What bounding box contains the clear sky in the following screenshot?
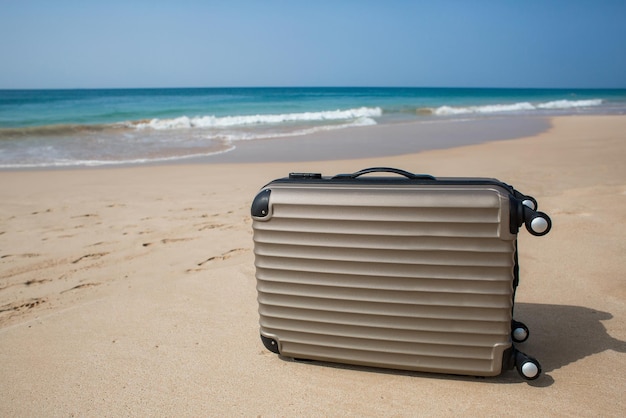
[1,0,625,89]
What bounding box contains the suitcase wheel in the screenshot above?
[525,211,552,236]
[511,320,529,343]
[522,198,537,211]
[515,351,542,380]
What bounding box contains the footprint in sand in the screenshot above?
[0,277,50,291]
[24,278,51,286]
[71,213,99,219]
[185,248,248,273]
[71,252,108,264]
[60,282,100,294]
[88,241,110,247]
[142,237,196,247]
[161,237,195,244]
[0,297,47,314]
[1,253,40,260]
[31,209,53,215]
[196,223,226,231]
[196,248,247,266]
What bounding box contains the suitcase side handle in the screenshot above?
[334,167,436,180]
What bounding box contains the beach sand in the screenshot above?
[1,115,625,416]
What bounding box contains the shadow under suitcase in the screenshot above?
[272,302,626,386]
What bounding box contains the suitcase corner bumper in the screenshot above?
[260,333,281,354]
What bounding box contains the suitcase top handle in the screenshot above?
[333,167,436,180]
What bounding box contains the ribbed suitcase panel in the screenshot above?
[256,268,513,293]
[256,255,513,281]
[256,245,513,268]
[260,307,511,336]
[254,230,514,252]
[254,184,516,376]
[258,281,511,308]
[254,217,501,238]
[258,293,510,322]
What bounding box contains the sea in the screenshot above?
[1,87,625,168]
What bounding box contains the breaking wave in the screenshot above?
[0,107,382,140]
[428,99,603,116]
[131,107,383,130]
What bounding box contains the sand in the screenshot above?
[0,115,625,416]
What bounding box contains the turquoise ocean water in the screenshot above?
[1,87,625,168]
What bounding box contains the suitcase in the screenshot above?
[251,167,551,380]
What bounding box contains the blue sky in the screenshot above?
[1,0,625,89]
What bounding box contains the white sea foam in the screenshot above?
[434,99,603,116]
[536,99,603,109]
[133,107,383,130]
[212,116,377,142]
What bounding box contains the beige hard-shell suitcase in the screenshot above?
[251,167,551,380]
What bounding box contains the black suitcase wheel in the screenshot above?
[515,351,542,380]
[511,320,529,343]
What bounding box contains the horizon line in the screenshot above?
[2,85,626,91]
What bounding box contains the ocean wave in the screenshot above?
[536,99,603,109]
[131,107,383,130]
[431,99,603,116]
[0,107,381,140]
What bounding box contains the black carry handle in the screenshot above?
[333,167,436,180]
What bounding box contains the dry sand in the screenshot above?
[0,115,625,416]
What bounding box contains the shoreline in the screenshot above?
[1,114,625,416]
[0,115,553,171]
[187,115,553,164]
